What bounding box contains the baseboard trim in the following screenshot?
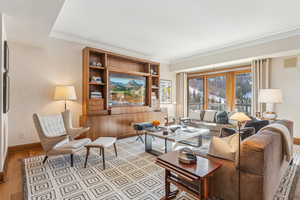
[294,138,300,145]
[8,142,42,152]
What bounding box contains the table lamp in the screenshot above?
[229,112,251,200]
[258,89,282,120]
[54,86,77,111]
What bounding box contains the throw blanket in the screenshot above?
[259,123,292,161]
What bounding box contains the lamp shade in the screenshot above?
[54,86,77,101]
[258,89,283,103]
[229,112,251,122]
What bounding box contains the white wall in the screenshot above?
[8,39,176,146]
[271,56,300,138]
[0,13,8,173]
[9,40,83,146]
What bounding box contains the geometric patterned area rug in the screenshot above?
[23,137,300,200]
[274,145,300,200]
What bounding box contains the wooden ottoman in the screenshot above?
[84,137,117,169]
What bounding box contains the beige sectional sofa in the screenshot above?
[197,120,293,200]
[188,109,234,135]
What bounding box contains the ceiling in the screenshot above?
[2,0,300,63]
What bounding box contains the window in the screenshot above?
[208,76,226,111]
[188,78,204,113]
[187,67,252,115]
[235,73,252,114]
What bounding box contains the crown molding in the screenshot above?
[171,27,300,65]
[50,31,170,64]
[50,26,300,66]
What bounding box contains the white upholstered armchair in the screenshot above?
[33,110,91,166]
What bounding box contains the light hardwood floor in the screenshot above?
[0,148,44,200]
[1,148,300,200]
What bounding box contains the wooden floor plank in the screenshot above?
[0,148,44,200]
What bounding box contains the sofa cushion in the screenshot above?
[216,111,229,124]
[203,110,217,122]
[208,133,239,161]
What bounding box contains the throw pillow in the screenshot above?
[220,127,236,137]
[245,119,269,133]
[208,133,239,161]
[215,111,229,124]
[189,110,202,120]
[220,127,255,140]
[203,110,217,122]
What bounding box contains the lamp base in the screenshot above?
[262,112,277,120]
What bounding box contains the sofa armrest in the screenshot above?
[239,130,284,175]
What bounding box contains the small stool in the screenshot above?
[84,137,117,169]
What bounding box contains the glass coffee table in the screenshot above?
[144,125,210,156]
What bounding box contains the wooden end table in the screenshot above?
[156,151,222,200]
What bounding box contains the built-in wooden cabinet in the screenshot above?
[82,47,160,115]
[81,47,162,139]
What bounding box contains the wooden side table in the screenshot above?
[156,151,221,200]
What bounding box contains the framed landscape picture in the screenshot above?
[160,79,172,104]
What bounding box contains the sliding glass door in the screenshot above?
[188,78,204,114]
[187,68,252,114]
[235,72,252,115]
[207,75,226,111]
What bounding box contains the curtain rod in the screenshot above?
[188,66,251,77]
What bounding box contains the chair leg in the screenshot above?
[113,143,118,157]
[84,147,90,168]
[290,158,294,166]
[42,155,48,164]
[135,130,140,141]
[70,154,74,167]
[102,147,105,170]
[99,148,102,156]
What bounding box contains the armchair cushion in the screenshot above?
[39,114,66,137]
[58,138,91,150]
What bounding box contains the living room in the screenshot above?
[1,0,300,200]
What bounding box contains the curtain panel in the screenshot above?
[176,72,188,117]
[251,59,270,116]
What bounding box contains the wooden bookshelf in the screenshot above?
[82,47,160,115]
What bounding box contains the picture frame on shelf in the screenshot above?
[160,79,172,104]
